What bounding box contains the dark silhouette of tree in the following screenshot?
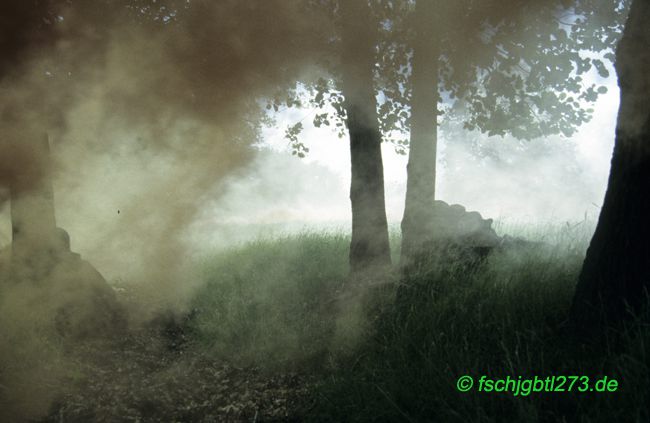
[339,0,392,272]
[570,0,650,328]
[279,0,393,273]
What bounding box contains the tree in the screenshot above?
[400,0,439,260]
[570,0,650,328]
[286,0,626,268]
[279,0,392,273]
[339,0,392,272]
[398,0,629,261]
[0,0,67,252]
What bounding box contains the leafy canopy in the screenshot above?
[275,0,629,155]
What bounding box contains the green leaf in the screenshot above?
[592,59,610,78]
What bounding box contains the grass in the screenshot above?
[189,232,350,368]
[187,224,650,422]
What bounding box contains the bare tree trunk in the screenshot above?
[339,0,391,273]
[570,0,650,328]
[400,0,440,262]
[10,133,58,257]
[7,132,126,339]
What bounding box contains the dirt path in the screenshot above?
[39,327,313,422]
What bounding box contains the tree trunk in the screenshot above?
[400,0,440,262]
[339,0,391,273]
[10,133,58,258]
[570,0,650,328]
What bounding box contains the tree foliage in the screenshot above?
[281,0,629,155]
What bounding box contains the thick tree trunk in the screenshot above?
[339,0,391,273]
[6,133,126,339]
[570,0,650,328]
[10,133,58,257]
[400,0,440,262]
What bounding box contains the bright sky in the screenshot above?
[207,73,619,236]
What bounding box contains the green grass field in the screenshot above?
[186,224,650,422]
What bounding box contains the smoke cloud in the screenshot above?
[0,0,333,303]
[0,1,334,420]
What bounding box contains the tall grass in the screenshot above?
[187,224,650,421]
[190,232,350,368]
[309,226,650,422]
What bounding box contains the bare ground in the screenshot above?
[38,325,314,423]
